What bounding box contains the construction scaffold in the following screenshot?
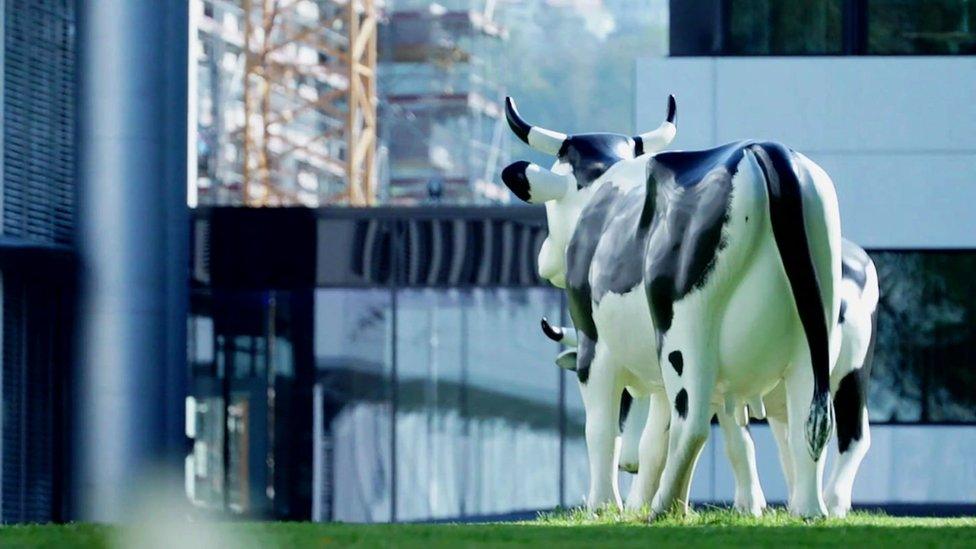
[194,0,378,206]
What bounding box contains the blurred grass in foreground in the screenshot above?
[1,508,974,548]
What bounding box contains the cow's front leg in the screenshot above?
[624,390,670,511]
[717,405,766,516]
[650,324,717,517]
[578,338,623,511]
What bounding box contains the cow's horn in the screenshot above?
[634,94,677,155]
[501,161,571,204]
[505,97,566,156]
[540,317,564,342]
[541,317,578,347]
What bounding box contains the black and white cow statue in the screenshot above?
[502,95,845,517]
[545,238,878,517]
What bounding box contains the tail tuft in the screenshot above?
[805,390,834,459]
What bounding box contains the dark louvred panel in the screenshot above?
[2,0,75,523]
[3,0,75,245]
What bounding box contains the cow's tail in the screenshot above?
[753,142,834,460]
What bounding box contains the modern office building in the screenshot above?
[634,0,976,506]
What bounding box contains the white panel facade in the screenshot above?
[636,57,976,248]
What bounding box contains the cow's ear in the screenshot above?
[555,349,577,371]
[501,161,571,204]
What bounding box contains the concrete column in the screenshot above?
[75,0,189,521]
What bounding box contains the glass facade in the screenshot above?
[727,0,843,55]
[313,288,565,521]
[869,251,976,423]
[868,0,976,54]
[671,0,976,56]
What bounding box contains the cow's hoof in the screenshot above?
[789,501,828,519]
[734,490,767,517]
[826,494,851,518]
[624,495,649,513]
[734,501,765,517]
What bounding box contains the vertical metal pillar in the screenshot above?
[74,0,188,521]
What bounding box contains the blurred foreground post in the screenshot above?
[75,0,189,522]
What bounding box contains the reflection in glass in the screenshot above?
[396,288,563,520]
[314,289,394,522]
[868,0,976,54]
[869,251,976,423]
[727,0,842,54]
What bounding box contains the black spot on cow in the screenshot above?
[839,298,848,324]
[566,183,620,342]
[674,388,688,419]
[642,141,744,345]
[835,309,876,453]
[575,333,596,384]
[633,135,646,157]
[668,350,684,376]
[558,134,635,189]
[590,184,655,301]
[618,390,633,432]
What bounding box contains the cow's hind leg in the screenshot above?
[768,415,794,508]
[579,340,623,511]
[783,352,828,518]
[650,324,717,517]
[717,407,766,516]
[625,390,670,511]
[763,384,795,508]
[825,368,871,517]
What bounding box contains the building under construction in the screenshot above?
[192,0,509,207]
[379,1,510,204]
[192,0,378,206]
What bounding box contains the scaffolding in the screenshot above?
[194,0,378,206]
[379,0,510,204]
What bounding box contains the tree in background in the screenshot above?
[499,0,668,166]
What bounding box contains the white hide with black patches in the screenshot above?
[620,241,877,517]
[648,146,841,519]
[528,143,839,516]
[533,153,770,515]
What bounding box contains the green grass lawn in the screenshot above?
[1,509,974,548]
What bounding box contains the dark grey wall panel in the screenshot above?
[3,0,75,244]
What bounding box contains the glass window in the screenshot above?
[868,0,976,54]
[869,251,976,423]
[314,289,394,522]
[727,0,843,55]
[395,288,563,520]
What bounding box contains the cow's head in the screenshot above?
[501,95,677,287]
